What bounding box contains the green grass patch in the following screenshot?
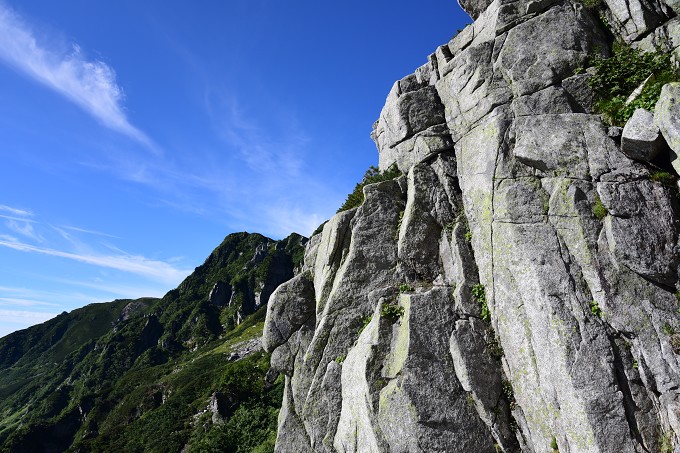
[592,196,607,220]
[651,171,677,187]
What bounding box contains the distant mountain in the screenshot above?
[0,232,306,453]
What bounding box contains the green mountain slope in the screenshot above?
[0,232,305,453]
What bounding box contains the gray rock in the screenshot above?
[598,179,680,286]
[621,108,665,161]
[458,0,494,20]
[655,82,680,176]
[264,2,680,452]
[562,72,596,113]
[262,271,315,353]
[208,281,231,306]
[603,0,672,43]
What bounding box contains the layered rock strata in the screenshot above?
[264,0,680,451]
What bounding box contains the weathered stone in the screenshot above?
[495,4,605,97]
[621,108,665,161]
[265,2,680,452]
[458,0,495,20]
[372,79,447,172]
[262,271,315,353]
[562,72,596,113]
[598,179,680,286]
[603,0,672,43]
[655,82,680,176]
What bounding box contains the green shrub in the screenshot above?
[663,324,676,335]
[589,43,680,126]
[399,283,414,293]
[472,284,490,322]
[589,300,603,318]
[592,196,607,220]
[337,164,402,213]
[380,301,405,323]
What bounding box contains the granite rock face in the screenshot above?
[264,0,680,451]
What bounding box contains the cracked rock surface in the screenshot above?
[264,0,680,451]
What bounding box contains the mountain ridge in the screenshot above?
[0,231,305,452]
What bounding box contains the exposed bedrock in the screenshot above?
[264,0,680,451]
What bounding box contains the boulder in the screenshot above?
[621,108,664,161]
[655,82,680,176]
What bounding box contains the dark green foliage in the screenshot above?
[472,284,490,322]
[380,301,405,323]
[337,164,402,213]
[0,232,303,453]
[576,0,602,8]
[589,43,680,126]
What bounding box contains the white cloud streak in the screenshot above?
[0,309,59,322]
[6,219,43,242]
[0,238,190,285]
[0,204,32,217]
[0,297,58,307]
[59,225,120,239]
[0,4,155,150]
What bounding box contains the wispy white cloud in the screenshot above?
[0,309,59,324]
[0,4,155,150]
[0,214,37,223]
[0,285,101,307]
[0,297,58,307]
[0,234,18,243]
[50,278,167,300]
[0,238,190,285]
[6,219,43,242]
[0,204,32,217]
[59,225,120,239]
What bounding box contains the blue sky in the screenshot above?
[0,0,469,337]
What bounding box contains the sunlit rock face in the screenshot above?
[264,0,680,451]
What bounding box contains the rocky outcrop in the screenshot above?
[264,0,680,451]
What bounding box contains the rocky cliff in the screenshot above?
[263,0,680,451]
